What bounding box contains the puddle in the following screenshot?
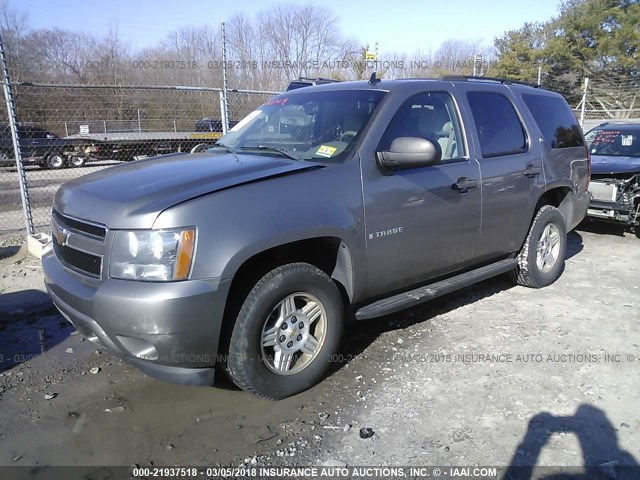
[0,309,73,371]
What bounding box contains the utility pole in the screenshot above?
[473,55,484,77]
[537,66,542,86]
[579,77,589,128]
[220,21,230,134]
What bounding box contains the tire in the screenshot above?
[68,156,85,167]
[510,205,567,288]
[225,262,344,399]
[45,153,65,169]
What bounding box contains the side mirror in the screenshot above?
[377,137,441,170]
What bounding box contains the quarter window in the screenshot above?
[522,94,584,148]
[379,92,465,162]
[467,92,527,158]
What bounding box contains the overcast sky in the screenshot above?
[24,0,560,54]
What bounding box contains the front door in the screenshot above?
[361,91,482,297]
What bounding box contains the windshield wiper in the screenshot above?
[210,141,244,163]
[239,145,299,161]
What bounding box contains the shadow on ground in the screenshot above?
[576,219,634,238]
[504,404,639,479]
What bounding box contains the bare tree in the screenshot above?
[0,0,29,81]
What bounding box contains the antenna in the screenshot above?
[369,72,381,85]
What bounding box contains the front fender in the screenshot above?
[153,160,366,299]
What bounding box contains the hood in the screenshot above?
[590,155,640,175]
[55,152,321,228]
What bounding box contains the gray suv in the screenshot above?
[43,76,590,399]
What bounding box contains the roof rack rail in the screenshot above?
[442,75,541,89]
[286,77,342,91]
[296,76,341,83]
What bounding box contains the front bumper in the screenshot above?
[587,199,637,224]
[42,244,230,386]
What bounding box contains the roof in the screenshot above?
[282,75,549,95]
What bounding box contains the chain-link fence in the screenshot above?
[3,72,639,241]
[0,137,27,240]
[0,83,278,239]
[573,109,640,133]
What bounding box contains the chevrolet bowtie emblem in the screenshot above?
[54,228,70,247]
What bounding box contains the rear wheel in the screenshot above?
[68,156,85,167]
[45,153,65,169]
[225,263,344,399]
[510,205,567,288]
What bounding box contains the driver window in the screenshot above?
[379,92,465,162]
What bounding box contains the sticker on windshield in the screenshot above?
[621,135,633,146]
[230,110,262,132]
[316,145,337,158]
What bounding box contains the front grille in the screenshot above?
[52,209,106,240]
[53,241,102,278]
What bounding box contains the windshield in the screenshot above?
[587,128,640,157]
[215,89,386,162]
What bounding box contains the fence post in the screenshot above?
[579,77,589,128]
[220,21,230,133]
[0,34,34,236]
[219,91,228,135]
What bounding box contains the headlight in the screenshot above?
[110,228,196,281]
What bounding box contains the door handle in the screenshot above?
[523,164,542,178]
[452,177,478,193]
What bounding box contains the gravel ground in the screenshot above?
[0,221,638,478]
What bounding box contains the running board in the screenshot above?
[355,258,517,320]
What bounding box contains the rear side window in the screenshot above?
[522,94,584,148]
[467,92,527,158]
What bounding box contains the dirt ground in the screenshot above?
[0,221,639,477]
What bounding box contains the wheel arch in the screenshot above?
[216,236,354,358]
[536,185,574,228]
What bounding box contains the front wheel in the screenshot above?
[510,205,567,288]
[225,263,344,399]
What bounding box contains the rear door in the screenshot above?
[518,92,589,230]
[460,87,545,260]
[361,89,482,296]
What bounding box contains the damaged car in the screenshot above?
[585,122,640,238]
